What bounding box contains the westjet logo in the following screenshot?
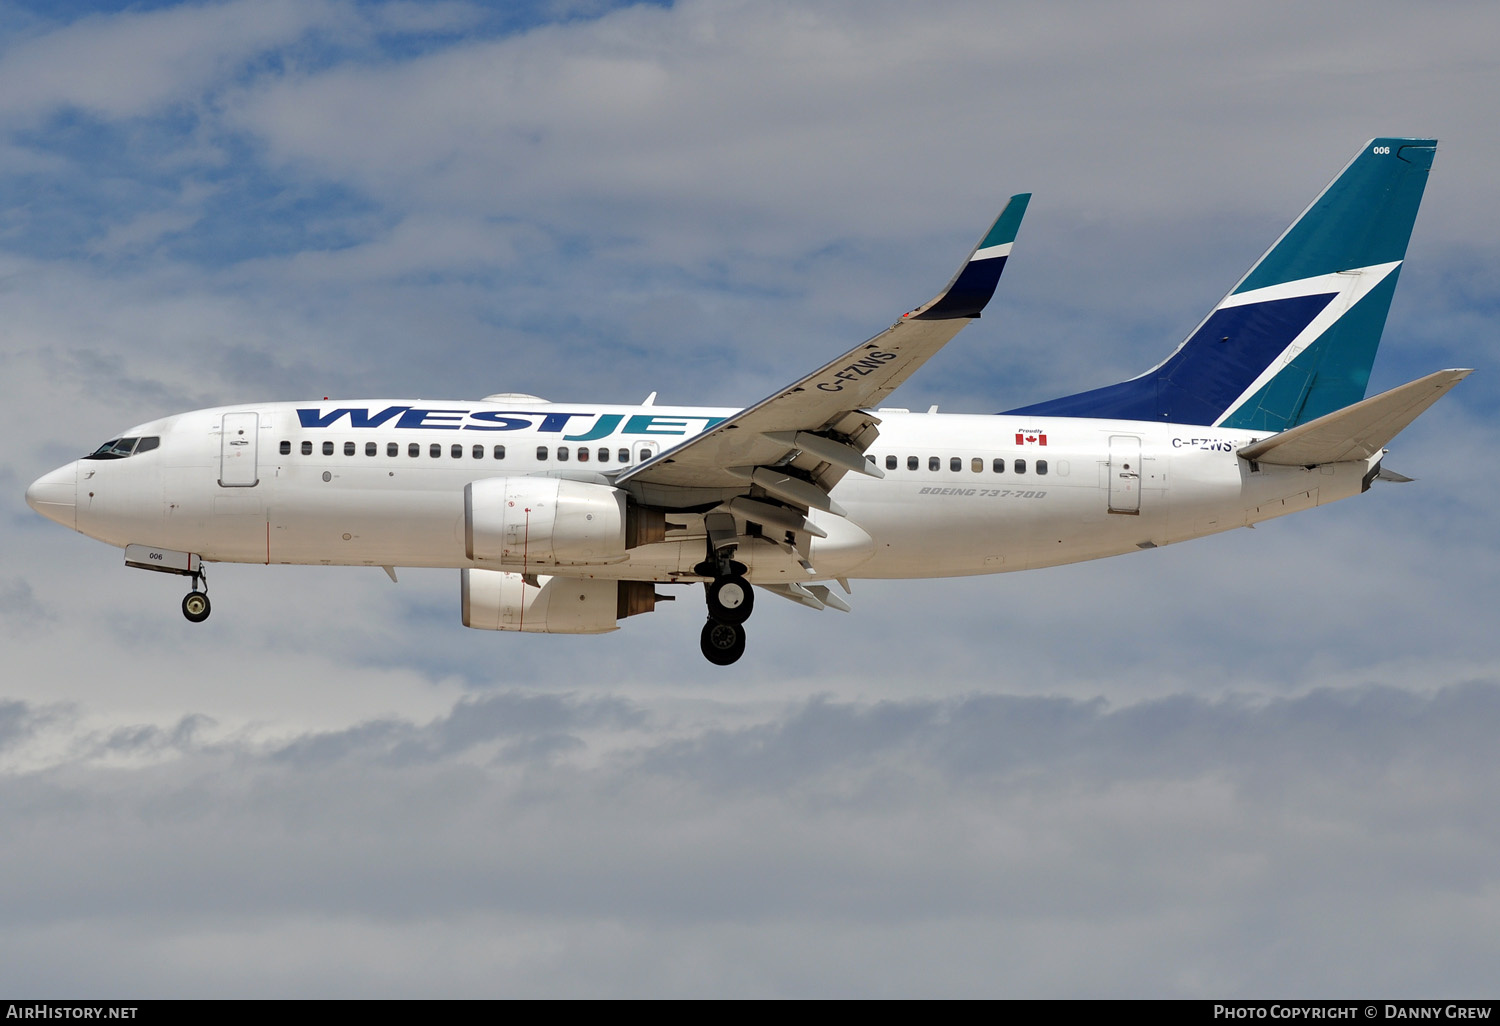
[295,407,726,441]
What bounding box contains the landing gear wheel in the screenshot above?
[706,575,754,625]
[700,618,746,666]
[182,591,211,623]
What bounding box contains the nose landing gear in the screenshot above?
[181,568,210,623]
[182,591,210,622]
[122,546,212,624]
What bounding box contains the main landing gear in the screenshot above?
[181,568,211,623]
[695,512,754,666]
[700,615,746,665]
[706,574,754,624]
[699,571,753,666]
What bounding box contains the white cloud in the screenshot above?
[0,683,1497,995]
[221,1,1500,243]
[0,0,353,122]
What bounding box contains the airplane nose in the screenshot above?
[26,462,77,530]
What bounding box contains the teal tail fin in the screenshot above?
[1006,139,1437,430]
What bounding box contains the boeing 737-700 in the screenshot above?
[26,138,1467,664]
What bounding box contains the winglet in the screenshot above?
[910,193,1031,320]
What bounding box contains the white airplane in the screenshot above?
[27,138,1468,665]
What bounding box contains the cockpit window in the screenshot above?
[84,436,158,460]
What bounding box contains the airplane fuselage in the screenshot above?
[36,398,1372,587]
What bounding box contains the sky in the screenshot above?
[3,0,1499,998]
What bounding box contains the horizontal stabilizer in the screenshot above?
[1238,368,1471,466]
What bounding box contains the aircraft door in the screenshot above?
[1108,435,1141,514]
[219,412,260,487]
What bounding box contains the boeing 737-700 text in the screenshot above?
[26,138,1467,664]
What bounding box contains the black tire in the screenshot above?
[706,575,754,625]
[182,591,211,623]
[700,618,746,665]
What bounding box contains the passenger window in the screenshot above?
[387,442,398,457]
[323,442,334,456]
[365,442,376,456]
[429,443,441,458]
[451,444,462,458]
[280,441,291,455]
[971,458,982,473]
[908,456,918,471]
[618,448,630,463]
[929,456,939,471]
[408,443,420,457]
[302,441,312,455]
[557,447,569,462]
[598,448,610,463]
[578,447,589,462]
[472,444,484,459]
[1036,459,1048,476]
[493,445,506,460]
[949,457,961,472]
[993,458,1004,473]
[536,446,548,461]
[886,455,897,470]
[343,442,355,456]
[640,447,655,461]
[1015,458,1027,474]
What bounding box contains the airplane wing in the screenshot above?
[615,194,1030,511]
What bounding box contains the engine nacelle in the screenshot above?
[461,569,660,634]
[465,476,627,567]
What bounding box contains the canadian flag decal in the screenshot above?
[1015,432,1047,446]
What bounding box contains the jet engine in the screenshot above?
[465,477,628,566]
[461,569,661,633]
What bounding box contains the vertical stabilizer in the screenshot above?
[1006,139,1436,429]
